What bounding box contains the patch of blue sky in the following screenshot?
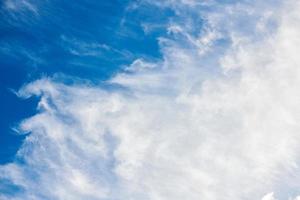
[0,178,24,197]
[0,0,173,164]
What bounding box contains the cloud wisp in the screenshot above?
[1,0,300,199]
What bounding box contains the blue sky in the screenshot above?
[0,0,169,164]
[1,0,300,200]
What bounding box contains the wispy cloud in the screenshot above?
[60,35,133,60]
[1,0,300,200]
[4,0,38,14]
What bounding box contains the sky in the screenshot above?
[0,0,165,164]
[1,0,300,199]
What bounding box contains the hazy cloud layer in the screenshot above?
[1,0,300,199]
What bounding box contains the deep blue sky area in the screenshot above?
[0,0,172,164]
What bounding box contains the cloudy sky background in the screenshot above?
[1,0,300,199]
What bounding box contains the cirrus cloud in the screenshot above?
[1,0,300,200]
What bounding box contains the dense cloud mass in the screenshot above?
[1,0,300,199]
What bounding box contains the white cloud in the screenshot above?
[4,0,38,15]
[262,193,276,200]
[1,0,300,199]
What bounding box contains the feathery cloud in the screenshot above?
[1,0,300,199]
